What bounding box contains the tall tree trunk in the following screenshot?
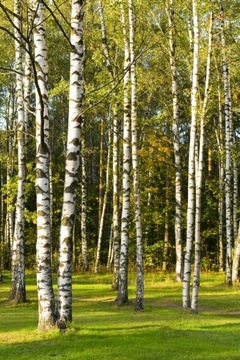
[182,0,199,309]
[167,0,182,282]
[97,0,120,288]
[98,117,104,234]
[117,0,131,306]
[112,110,120,290]
[81,128,88,272]
[215,76,224,272]
[220,4,232,286]
[31,0,55,330]
[57,0,85,326]
[128,0,144,310]
[191,12,213,313]
[9,0,26,304]
[94,128,111,273]
[162,167,170,273]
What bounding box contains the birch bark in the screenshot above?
[97,0,120,289]
[167,0,182,282]
[94,128,111,273]
[81,129,88,272]
[182,0,199,309]
[9,0,26,304]
[220,5,232,285]
[117,0,131,306]
[128,0,144,310]
[216,78,224,272]
[31,0,55,330]
[191,12,213,313]
[112,109,120,290]
[57,0,85,325]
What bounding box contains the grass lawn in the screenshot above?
[1,271,240,359]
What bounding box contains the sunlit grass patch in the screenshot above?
[1,271,240,360]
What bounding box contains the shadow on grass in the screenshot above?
[1,271,240,359]
[1,321,240,360]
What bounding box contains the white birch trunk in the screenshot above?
[162,170,170,273]
[128,0,144,310]
[81,130,88,272]
[191,12,213,313]
[9,0,26,304]
[232,223,240,282]
[57,0,85,325]
[31,0,55,330]
[216,78,225,272]
[112,110,120,290]
[97,0,120,288]
[94,128,111,273]
[98,118,104,237]
[182,0,199,309]
[221,7,232,285]
[117,0,131,306]
[167,0,182,282]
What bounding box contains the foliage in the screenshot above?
[0,0,240,276]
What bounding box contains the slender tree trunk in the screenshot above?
[162,167,170,273]
[232,223,240,282]
[215,77,224,272]
[128,0,144,310]
[167,0,182,282]
[220,5,232,286]
[112,110,120,290]
[81,129,88,272]
[31,0,55,330]
[5,100,15,271]
[191,12,213,313]
[97,0,120,288]
[94,128,111,273]
[182,0,199,309]
[107,224,113,271]
[57,0,85,326]
[9,0,26,304]
[98,118,104,234]
[117,0,131,306]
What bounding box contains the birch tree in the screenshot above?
[31,0,55,330]
[9,0,26,304]
[166,0,182,282]
[80,127,88,272]
[117,0,131,306]
[216,76,224,272]
[182,0,199,309]
[112,109,120,290]
[97,0,120,288]
[57,0,85,326]
[128,0,144,310]
[191,12,213,313]
[94,128,111,273]
[220,3,233,285]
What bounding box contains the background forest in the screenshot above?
[0,0,240,329]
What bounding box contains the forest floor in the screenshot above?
[0,271,240,359]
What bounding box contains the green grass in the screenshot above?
[1,271,240,359]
